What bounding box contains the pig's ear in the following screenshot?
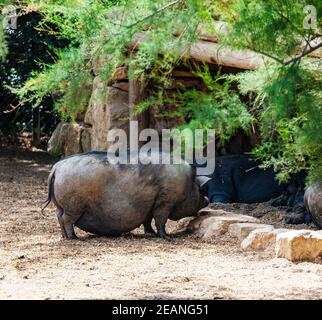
[195,176,211,188]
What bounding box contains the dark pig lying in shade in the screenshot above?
[193,155,312,225]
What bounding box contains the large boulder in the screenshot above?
[304,183,322,228]
[241,228,288,251]
[275,230,322,262]
[80,127,92,152]
[84,78,129,151]
[149,103,186,133]
[187,212,260,239]
[47,122,83,156]
[228,223,274,241]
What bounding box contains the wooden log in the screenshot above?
[188,41,264,70]
[170,70,198,78]
[132,32,264,70]
[112,81,129,92]
[166,79,202,89]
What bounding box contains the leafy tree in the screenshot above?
[218,0,322,183]
[0,3,67,135]
[1,0,321,184]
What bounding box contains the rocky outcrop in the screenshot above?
[48,79,130,155]
[84,79,129,151]
[241,228,288,251]
[228,223,273,241]
[47,63,261,157]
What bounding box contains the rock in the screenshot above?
[187,214,260,239]
[85,79,129,151]
[64,123,82,156]
[197,207,235,216]
[80,127,92,152]
[228,223,274,241]
[107,87,130,132]
[84,77,109,150]
[149,103,186,133]
[113,67,128,81]
[304,183,322,228]
[47,122,65,155]
[241,228,288,251]
[275,230,322,261]
[47,122,82,156]
[112,82,129,91]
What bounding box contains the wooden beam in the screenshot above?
[132,32,264,70]
[170,70,198,78]
[166,79,202,89]
[112,82,129,92]
[188,41,264,70]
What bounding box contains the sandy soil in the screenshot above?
[0,148,321,300]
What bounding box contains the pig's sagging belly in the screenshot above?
[75,203,149,236]
[75,206,145,236]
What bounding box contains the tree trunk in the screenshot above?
[32,107,41,147]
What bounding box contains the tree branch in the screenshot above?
[125,0,182,29]
[253,41,322,66]
[284,41,322,65]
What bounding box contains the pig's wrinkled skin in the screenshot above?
[44,151,207,240]
[304,183,322,228]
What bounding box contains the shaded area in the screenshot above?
[0,12,67,144]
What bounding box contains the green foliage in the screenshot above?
[218,0,322,61]
[220,0,322,183]
[177,65,254,143]
[228,61,322,183]
[17,47,92,120]
[17,0,212,119]
[0,23,7,61]
[4,0,322,184]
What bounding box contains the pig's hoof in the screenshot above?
[145,232,156,237]
[283,213,305,225]
[283,216,292,224]
[160,234,172,241]
[66,235,79,240]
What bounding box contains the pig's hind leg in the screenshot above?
[143,213,156,236]
[56,209,79,240]
[56,209,67,238]
[152,204,172,241]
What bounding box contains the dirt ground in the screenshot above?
[0,148,321,300]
